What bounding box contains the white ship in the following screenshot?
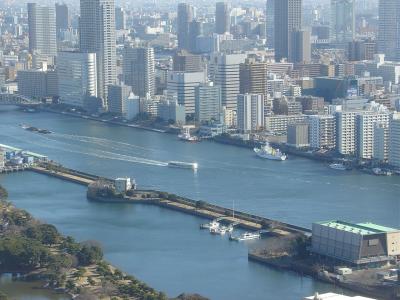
[254,143,287,161]
[229,232,260,241]
[168,161,198,170]
[329,163,347,171]
[178,126,199,142]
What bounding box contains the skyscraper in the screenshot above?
[378,0,400,61]
[215,2,230,34]
[330,0,355,44]
[290,30,311,63]
[28,3,57,58]
[209,53,247,110]
[195,82,222,124]
[239,58,269,96]
[177,3,194,50]
[55,3,70,34]
[115,6,126,30]
[266,0,275,48]
[123,46,155,98]
[57,51,97,108]
[80,0,117,104]
[274,0,302,62]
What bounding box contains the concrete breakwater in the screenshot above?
[28,162,310,235]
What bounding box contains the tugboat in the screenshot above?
[254,143,287,161]
[178,126,199,142]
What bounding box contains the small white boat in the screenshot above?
[329,163,347,171]
[168,161,198,170]
[200,220,220,230]
[254,143,286,161]
[372,168,392,176]
[229,232,260,241]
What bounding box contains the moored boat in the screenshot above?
[229,232,260,241]
[329,163,347,171]
[254,143,287,161]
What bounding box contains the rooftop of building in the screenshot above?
[315,220,399,235]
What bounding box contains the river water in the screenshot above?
[0,107,398,299]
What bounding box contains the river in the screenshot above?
[0,106,398,299]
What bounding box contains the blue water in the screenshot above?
[0,106,398,299]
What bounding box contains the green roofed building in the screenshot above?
[311,220,400,266]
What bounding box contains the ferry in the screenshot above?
[254,143,287,161]
[329,163,347,171]
[167,161,198,170]
[229,232,260,241]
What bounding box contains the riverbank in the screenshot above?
[0,187,207,300]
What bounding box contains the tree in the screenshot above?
[0,185,8,200]
[77,244,103,266]
[25,224,60,245]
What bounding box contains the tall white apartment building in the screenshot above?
[373,122,389,162]
[356,112,390,159]
[389,114,400,168]
[236,94,264,133]
[209,53,247,110]
[308,115,336,149]
[57,51,97,108]
[335,111,356,155]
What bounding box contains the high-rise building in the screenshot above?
[55,3,70,34]
[308,115,336,149]
[177,3,194,50]
[195,82,222,124]
[373,122,389,162]
[189,20,203,52]
[290,30,311,63]
[335,111,356,155]
[356,112,390,159]
[287,123,309,148]
[236,94,265,133]
[173,50,203,72]
[167,71,206,115]
[28,3,57,58]
[115,6,126,30]
[239,59,269,96]
[389,114,400,168]
[123,46,155,98]
[215,2,230,34]
[266,0,275,48]
[330,0,355,44]
[107,84,132,115]
[57,51,97,108]
[378,0,400,61]
[209,53,247,110]
[80,0,117,103]
[274,0,302,62]
[17,69,58,100]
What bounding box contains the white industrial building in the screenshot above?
[311,220,400,266]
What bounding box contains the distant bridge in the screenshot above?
[0,93,41,106]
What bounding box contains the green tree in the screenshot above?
[0,185,8,200]
[77,244,103,266]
